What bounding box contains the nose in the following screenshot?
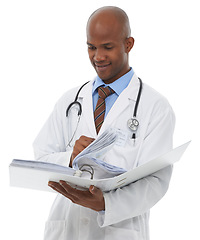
[94,49,106,62]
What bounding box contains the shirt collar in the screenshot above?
[92,68,134,96]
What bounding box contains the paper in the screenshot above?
[72,128,127,178]
[11,159,76,175]
[9,141,190,193]
[72,128,118,163]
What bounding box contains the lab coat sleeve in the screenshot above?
[33,95,72,167]
[97,99,175,227]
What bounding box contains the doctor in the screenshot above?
[33,6,175,240]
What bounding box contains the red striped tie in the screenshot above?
[94,86,114,134]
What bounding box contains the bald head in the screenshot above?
[86,6,134,84]
[87,6,131,39]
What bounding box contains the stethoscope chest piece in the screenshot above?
[66,77,143,143]
[127,118,139,132]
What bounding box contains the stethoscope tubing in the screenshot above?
[66,77,143,142]
[66,81,89,117]
[134,78,143,117]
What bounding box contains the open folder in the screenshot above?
[9,140,190,193]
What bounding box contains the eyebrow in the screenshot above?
[87,42,114,46]
[87,42,94,46]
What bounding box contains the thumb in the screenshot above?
[89,185,100,195]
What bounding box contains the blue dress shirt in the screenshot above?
[92,68,134,118]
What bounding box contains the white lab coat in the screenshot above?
[33,73,175,240]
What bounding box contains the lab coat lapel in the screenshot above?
[78,81,97,138]
[99,74,140,134]
[77,74,141,137]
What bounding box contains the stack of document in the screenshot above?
[72,129,126,179]
[9,129,190,192]
[10,129,125,192]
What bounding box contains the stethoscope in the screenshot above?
[66,77,143,146]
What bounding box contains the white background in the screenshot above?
[0,0,199,239]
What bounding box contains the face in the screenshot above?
[87,16,133,84]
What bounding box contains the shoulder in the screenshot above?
[139,81,175,121]
[142,82,172,108]
[54,80,94,110]
[129,74,172,111]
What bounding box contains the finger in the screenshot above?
[59,181,88,199]
[59,181,81,202]
[72,136,95,160]
[48,181,65,194]
[89,185,101,196]
[72,141,88,159]
[59,181,80,195]
[76,136,95,148]
[49,181,79,202]
[85,137,95,145]
[80,135,95,143]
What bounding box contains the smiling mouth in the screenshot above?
[94,63,111,70]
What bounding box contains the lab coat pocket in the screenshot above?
[105,224,141,240]
[44,220,67,240]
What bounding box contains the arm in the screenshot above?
[48,135,106,211]
[33,87,105,211]
[97,102,175,227]
[33,100,72,166]
[34,107,104,210]
[33,88,84,166]
[69,135,95,166]
[48,99,175,219]
[48,181,105,211]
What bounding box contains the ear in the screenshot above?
[125,37,134,53]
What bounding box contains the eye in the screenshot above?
[88,45,96,50]
[104,46,113,50]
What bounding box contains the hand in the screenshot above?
[70,136,95,166]
[48,181,105,211]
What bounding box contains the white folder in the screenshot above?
[9,141,190,193]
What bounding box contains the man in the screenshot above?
[33,6,175,240]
